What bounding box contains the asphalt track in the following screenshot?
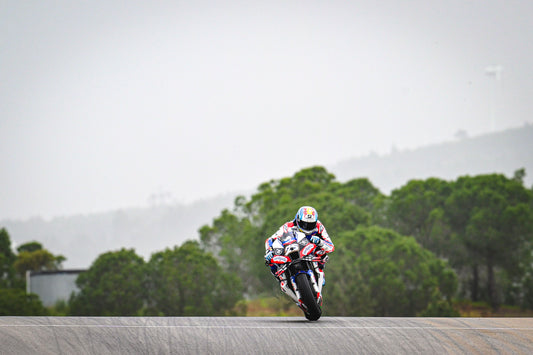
[1,317,532,354]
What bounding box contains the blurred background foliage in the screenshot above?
[1,166,532,316]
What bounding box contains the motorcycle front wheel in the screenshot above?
[295,273,322,321]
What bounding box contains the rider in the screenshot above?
[264,206,334,284]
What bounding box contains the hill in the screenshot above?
[2,194,237,268]
[330,124,533,193]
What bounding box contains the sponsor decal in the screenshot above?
[300,243,316,257]
[303,207,316,219]
[272,255,290,264]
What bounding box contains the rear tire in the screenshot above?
[295,273,321,321]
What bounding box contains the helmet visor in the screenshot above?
[298,220,317,232]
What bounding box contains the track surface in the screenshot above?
[1,317,532,354]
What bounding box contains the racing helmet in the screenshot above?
[295,206,318,235]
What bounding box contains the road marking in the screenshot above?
[1,324,532,330]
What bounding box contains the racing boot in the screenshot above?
[318,255,329,286]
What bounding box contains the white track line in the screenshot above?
[1,324,532,330]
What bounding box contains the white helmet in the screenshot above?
[295,206,318,235]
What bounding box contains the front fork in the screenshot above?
[281,262,324,306]
[311,261,324,306]
[279,273,298,303]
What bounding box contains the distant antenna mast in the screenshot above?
[485,65,503,132]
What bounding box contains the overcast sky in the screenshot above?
[1,0,532,220]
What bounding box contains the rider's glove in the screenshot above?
[265,250,274,263]
[310,235,323,247]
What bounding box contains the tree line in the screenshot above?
[1,166,532,316]
[0,236,64,315]
[0,232,242,316]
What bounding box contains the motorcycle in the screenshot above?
[268,230,325,321]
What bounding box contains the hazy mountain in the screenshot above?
[2,125,532,269]
[330,124,533,193]
[2,193,238,269]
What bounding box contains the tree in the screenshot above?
[145,240,242,316]
[385,178,453,256]
[326,226,457,316]
[199,209,261,294]
[445,173,533,308]
[16,241,44,253]
[332,177,386,225]
[0,229,66,314]
[0,288,47,316]
[69,249,145,316]
[0,228,17,288]
[13,249,65,277]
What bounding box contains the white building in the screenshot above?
[26,269,86,307]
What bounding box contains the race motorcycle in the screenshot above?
[268,230,325,321]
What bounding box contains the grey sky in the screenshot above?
[1,0,532,220]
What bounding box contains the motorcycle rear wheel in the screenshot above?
[295,273,321,321]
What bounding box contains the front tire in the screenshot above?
[295,273,321,321]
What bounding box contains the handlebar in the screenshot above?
[269,255,322,268]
